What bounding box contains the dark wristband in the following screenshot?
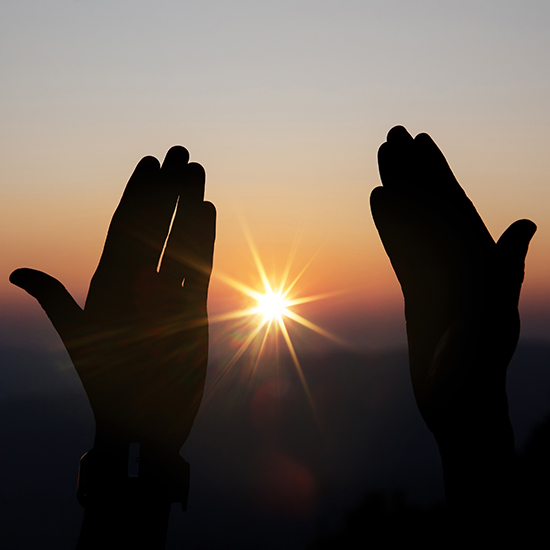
[77,445,190,510]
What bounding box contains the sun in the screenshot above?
[256,291,289,322]
[208,223,347,419]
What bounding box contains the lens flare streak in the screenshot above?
[209,227,346,415]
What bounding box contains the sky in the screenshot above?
[1,0,549,345]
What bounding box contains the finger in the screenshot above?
[182,201,217,303]
[496,219,537,296]
[370,186,420,287]
[377,126,414,193]
[9,268,84,343]
[98,155,161,274]
[178,161,206,205]
[98,147,189,278]
[159,163,207,285]
[387,125,414,144]
[412,133,462,197]
[371,185,468,294]
[161,202,217,304]
[410,133,495,250]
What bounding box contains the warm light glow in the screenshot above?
[256,291,288,322]
[208,222,348,425]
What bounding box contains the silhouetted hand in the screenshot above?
[10,146,216,464]
[370,127,535,533]
[370,126,535,436]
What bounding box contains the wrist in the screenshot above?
[432,397,517,527]
[77,441,190,510]
[76,444,190,549]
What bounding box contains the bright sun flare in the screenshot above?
[257,291,288,321]
[209,224,347,419]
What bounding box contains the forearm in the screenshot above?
[433,395,518,538]
[76,490,171,550]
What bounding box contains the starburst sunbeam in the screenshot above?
[207,223,348,421]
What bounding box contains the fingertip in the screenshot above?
[498,219,538,259]
[8,268,68,306]
[200,201,217,243]
[9,268,26,287]
[186,162,206,182]
[516,219,537,252]
[370,186,386,206]
[166,145,190,159]
[136,155,161,172]
[413,132,444,159]
[414,132,434,144]
[508,219,537,242]
[377,142,392,183]
[413,133,442,158]
[176,162,205,204]
[9,267,36,289]
[202,200,217,219]
[377,141,389,160]
[519,218,537,238]
[162,146,190,170]
[377,140,409,191]
[370,187,394,221]
[387,125,413,143]
[9,269,83,338]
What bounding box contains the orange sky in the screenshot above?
[2,138,548,351]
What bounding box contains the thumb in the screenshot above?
[496,219,537,292]
[10,268,84,343]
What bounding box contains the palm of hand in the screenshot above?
[73,268,207,457]
[11,147,216,458]
[371,127,535,433]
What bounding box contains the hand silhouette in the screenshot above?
[10,146,216,466]
[370,126,535,437]
[370,127,536,533]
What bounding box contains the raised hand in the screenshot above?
[370,126,535,436]
[10,146,216,465]
[370,127,535,532]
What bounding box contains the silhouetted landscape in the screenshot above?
[2,338,549,548]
